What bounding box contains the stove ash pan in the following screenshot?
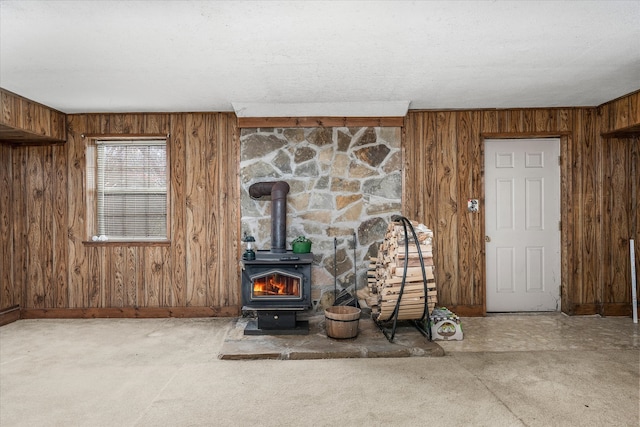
[241,251,313,310]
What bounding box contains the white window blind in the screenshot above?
[96,139,167,240]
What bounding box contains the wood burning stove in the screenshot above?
[242,251,312,334]
[242,251,312,308]
[242,180,312,335]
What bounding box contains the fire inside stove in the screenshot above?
[251,270,301,299]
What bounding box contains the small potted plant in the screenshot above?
[291,235,312,254]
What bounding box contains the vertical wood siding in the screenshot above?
[1,90,637,318]
[0,145,15,311]
[404,100,639,316]
[3,113,240,316]
[597,91,639,315]
[0,88,66,143]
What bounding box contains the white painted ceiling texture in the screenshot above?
[1,0,639,116]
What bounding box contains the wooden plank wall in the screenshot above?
[0,88,66,144]
[597,90,640,315]
[4,112,240,318]
[0,144,17,317]
[404,95,639,316]
[1,91,637,320]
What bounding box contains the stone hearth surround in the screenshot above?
[240,126,401,310]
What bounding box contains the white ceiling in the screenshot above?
[1,0,639,116]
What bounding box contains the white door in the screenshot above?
[485,138,561,312]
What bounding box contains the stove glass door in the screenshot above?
[250,269,302,300]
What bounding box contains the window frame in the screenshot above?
[84,134,171,245]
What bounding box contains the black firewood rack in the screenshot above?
[375,215,433,342]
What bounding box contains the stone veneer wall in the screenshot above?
[240,126,402,310]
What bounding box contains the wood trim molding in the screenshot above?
[601,303,633,317]
[567,304,600,316]
[21,306,241,319]
[0,305,21,326]
[237,116,405,128]
[564,303,633,317]
[82,240,171,247]
[446,305,485,317]
[81,133,170,139]
[444,303,633,317]
[601,123,640,138]
[0,124,66,145]
[480,131,571,139]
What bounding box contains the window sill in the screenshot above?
[82,240,171,247]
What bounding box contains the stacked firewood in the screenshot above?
[368,219,437,322]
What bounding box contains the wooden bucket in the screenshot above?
[325,306,361,339]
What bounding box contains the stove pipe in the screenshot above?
[248,181,290,253]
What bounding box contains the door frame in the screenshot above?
[480,133,569,315]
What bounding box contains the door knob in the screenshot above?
[485,236,491,242]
